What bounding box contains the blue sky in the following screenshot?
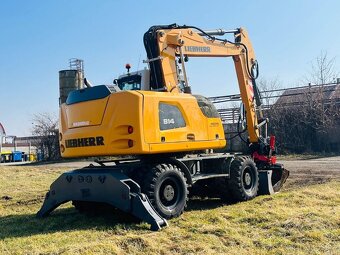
[0,0,339,136]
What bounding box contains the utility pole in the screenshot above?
[0,134,2,154]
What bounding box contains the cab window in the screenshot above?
[117,74,142,91]
[159,103,186,130]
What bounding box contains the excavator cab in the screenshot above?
[114,69,150,91]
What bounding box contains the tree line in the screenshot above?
[261,52,340,153]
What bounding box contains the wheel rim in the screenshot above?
[159,176,182,210]
[243,166,256,192]
[163,185,175,201]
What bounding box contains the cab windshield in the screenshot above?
[117,74,142,91]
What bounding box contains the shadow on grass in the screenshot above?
[0,198,232,239]
[0,207,145,240]
[186,197,230,212]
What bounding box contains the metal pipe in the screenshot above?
[13,136,16,151]
[178,47,189,89]
[197,29,239,36]
[256,118,268,129]
[29,141,31,161]
[84,78,93,88]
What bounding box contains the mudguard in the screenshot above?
[37,167,168,231]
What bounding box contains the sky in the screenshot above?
[0,0,339,136]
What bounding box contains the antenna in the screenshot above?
[137,53,141,71]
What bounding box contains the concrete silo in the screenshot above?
[59,59,84,104]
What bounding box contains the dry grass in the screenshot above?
[0,164,339,255]
[277,153,340,160]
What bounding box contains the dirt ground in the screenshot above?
[279,156,340,190]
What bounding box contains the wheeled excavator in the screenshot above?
[37,24,289,230]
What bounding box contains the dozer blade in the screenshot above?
[37,167,168,231]
[258,164,290,195]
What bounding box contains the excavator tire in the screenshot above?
[227,156,259,202]
[142,163,188,219]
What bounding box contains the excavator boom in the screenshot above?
[144,24,261,143]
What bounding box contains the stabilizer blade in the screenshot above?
[37,167,167,231]
[258,166,289,195]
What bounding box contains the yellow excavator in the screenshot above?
[37,24,289,230]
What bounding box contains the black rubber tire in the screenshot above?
[227,156,259,202]
[142,163,188,219]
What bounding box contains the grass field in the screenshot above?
[0,164,339,255]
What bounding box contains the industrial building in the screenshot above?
[0,123,39,162]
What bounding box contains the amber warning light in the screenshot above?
[125,63,131,73]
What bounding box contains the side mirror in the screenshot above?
[113,79,118,85]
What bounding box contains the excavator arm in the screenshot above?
[144,24,261,144]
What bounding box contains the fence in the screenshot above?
[209,82,340,153]
[209,82,340,124]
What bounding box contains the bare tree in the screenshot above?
[267,52,340,153]
[307,52,339,151]
[257,77,281,107]
[308,51,338,85]
[32,112,60,161]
